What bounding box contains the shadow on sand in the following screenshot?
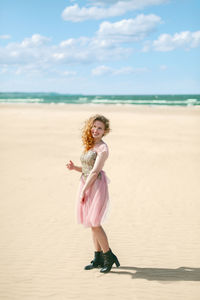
[110,266,200,281]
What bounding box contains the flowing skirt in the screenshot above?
[77,170,109,227]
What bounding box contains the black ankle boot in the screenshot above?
[84,251,104,270]
[100,249,120,273]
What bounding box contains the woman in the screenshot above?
[66,114,120,273]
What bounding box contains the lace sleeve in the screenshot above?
[96,143,109,158]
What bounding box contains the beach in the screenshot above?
[0,103,200,300]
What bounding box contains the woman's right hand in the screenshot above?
[66,160,75,170]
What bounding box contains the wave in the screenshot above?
[0,98,44,103]
[0,93,200,106]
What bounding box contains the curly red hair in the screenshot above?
[81,114,110,152]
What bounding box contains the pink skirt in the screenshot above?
[77,171,109,227]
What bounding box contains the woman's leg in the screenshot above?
[84,231,103,270]
[91,226,110,253]
[91,228,101,251]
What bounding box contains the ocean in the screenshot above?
[0,92,200,106]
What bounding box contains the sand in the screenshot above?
[0,103,200,300]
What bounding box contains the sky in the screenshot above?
[0,0,200,94]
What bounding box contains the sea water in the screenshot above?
[0,92,199,106]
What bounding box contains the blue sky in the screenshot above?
[0,0,199,94]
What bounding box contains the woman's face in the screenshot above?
[91,120,105,140]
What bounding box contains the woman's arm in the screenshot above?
[66,160,82,172]
[73,165,82,172]
[81,152,107,197]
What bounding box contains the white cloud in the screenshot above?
[20,34,51,48]
[52,35,132,64]
[159,64,167,70]
[54,14,161,63]
[92,65,148,76]
[153,31,200,51]
[0,14,162,71]
[0,35,11,40]
[63,70,77,76]
[0,33,130,74]
[60,38,77,47]
[62,0,167,22]
[2,28,199,79]
[0,34,53,66]
[142,40,151,52]
[92,65,113,76]
[97,14,161,42]
[14,63,47,76]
